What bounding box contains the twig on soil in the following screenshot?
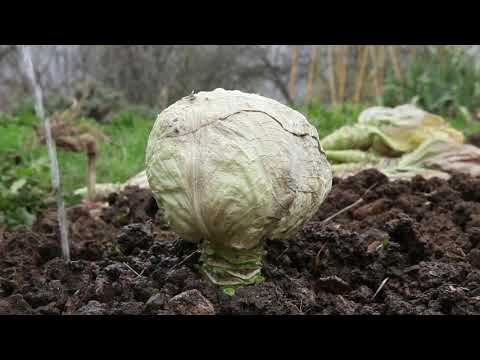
[372,277,390,300]
[338,295,349,307]
[321,183,378,226]
[123,262,143,278]
[166,250,200,278]
[445,252,466,261]
[284,272,300,283]
[314,242,328,274]
[286,300,303,314]
[276,245,290,260]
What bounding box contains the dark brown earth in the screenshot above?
[469,132,480,148]
[2,170,480,315]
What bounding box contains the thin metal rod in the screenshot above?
[17,45,70,261]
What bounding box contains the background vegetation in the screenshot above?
[2,45,480,229]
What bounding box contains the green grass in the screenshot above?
[449,114,480,137]
[0,108,155,204]
[58,112,154,197]
[382,47,480,118]
[298,102,365,138]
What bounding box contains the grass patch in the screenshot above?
[58,112,154,197]
[0,108,155,205]
[449,114,480,137]
[298,102,365,138]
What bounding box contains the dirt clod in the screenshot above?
[316,276,351,294]
[75,300,108,315]
[168,289,215,315]
[116,223,154,255]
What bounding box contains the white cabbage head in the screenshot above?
[145,89,332,289]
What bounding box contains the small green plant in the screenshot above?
[376,238,391,252]
[449,113,480,137]
[0,154,51,228]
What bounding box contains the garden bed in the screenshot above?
[1,169,480,315]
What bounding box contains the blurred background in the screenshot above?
[2,45,480,228]
[2,45,480,114]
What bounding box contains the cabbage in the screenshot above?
[321,104,472,180]
[145,89,332,291]
[322,104,465,156]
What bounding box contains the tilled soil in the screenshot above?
[1,170,480,315]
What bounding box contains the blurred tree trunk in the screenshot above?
[369,46,382,102]
[159,87,169,110]
[335,45,349,102]
[353,45,369,103]
[288,46,299,102]
[377,45,386,97]
[389,45,403,83]
[315,47,323,103]
[328,46,337,105]
[305,45,317,105]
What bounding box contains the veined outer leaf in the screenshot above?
[146,89,333,250]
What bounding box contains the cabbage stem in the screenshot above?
[198,242,266,294]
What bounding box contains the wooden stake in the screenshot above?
[305,45,317,106]
[410,45,417,58]
[388,45,403,83]
[407,45,418,86]
[336,45,349,102]
[369,46,381,102]
[377,45,386,97]
[353,45,369,103]
[315,47,323,103]
[327,46,337,105]
[160,86,169,110]
[79,134,98,202]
